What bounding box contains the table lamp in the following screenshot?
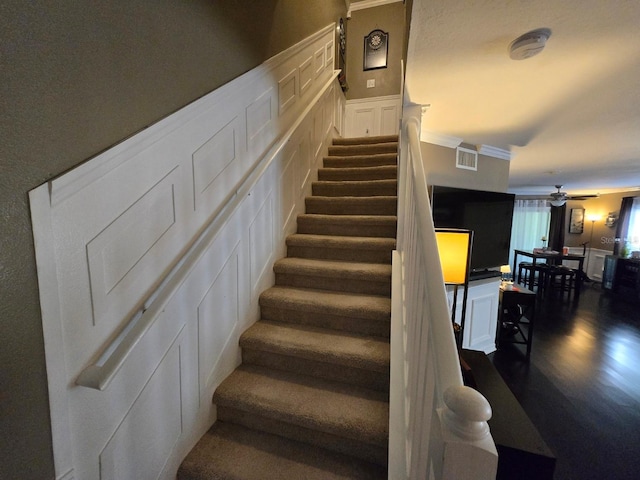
[435,229,473,348]
[500,264,513,288]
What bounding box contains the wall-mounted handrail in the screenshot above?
[75,71,341,391]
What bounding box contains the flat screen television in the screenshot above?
[430,185,515,278]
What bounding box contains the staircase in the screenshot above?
[178,135,398,480]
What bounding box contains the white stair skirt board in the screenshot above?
[29,23,343,480]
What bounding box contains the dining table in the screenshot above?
[512,249,586,299]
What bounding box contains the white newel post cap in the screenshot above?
[443,385,492,441]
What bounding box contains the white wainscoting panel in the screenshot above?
[567,247,609,282]
[314,47,325,77]
[299,56,314,97]
[99,341,182,480]
[278,69,298,115]
[30,23,343,480]
[345,94,401,137]
[449,277,500,354]
[198,251,240,395]
[192,118,240,210]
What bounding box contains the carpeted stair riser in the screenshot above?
[179,135,398,479]
[318,165,397,181]
[259,286,391,338]
[286,234,395,264]
[274,258,391,296]
[242,349,389,392]
[177,422,386,480]
[312,179,397,197]
[240,321,390,392]
[240,321,389,392]
[213,365,389,466]
[323,153,397,168]
[296,214,397,238]
[305,196,397,216]
[328,142,398,157]
[332,135,398,146]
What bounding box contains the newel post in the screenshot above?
[439,385,498,479]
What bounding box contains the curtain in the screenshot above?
[509,199,551,267]
[626,197,640,252]
[548,204,566,252]
[614,196,634,255]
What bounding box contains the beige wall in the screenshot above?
[563,192,633,251]
[420,142,511,193]
[345,2,406,100]
[0,1,346,477]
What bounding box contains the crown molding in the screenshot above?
[477,144,512,161]
[347,0,403,17]
[420,129,463,148]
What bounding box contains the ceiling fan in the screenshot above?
[548,185,599,207]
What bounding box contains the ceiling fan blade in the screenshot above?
[567,194,599,200]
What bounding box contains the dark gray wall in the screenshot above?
[345,2,406,100]
[0,1,346,477]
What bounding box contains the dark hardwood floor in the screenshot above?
[490,283,640,480]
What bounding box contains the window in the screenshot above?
[509,199,551,266]
[625,197,640,251]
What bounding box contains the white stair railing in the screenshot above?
[389,105,498,479]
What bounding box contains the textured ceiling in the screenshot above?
[405,0,640,196]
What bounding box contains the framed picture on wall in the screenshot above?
[363,29,388,70]
[569,208,585,234]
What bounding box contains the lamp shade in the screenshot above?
[435,229,473,285]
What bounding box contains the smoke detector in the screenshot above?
[509,28,551,60]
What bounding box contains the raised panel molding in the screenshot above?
[192,119,238,209]
[280,146,298,230]
[249,194,275,296]
[87,169,178,326]
[99,342,182,480]
[314,47,325,77]
[198,251,240,396]
[29,23,341,480]
[345,94,401,137]
[325,41,334,67]
[299,56,314,97]
[278,69,298,115]
[246,88,274,153]
[297,131,312,195]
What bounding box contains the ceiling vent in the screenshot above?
[509,28,551,60]
[456,147,478,171]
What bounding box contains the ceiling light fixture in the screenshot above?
[509,28,551,60]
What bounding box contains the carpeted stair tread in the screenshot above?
[323,152,397,168]
[258,286,390,338]
[259,285,390,320]
[180,133,398,478]
[296,214,397,238]
[312,179,397,197]
[213,364,389,450]
[241,321,390,373]
[318,165,397,181]
[305,196,397,216]
[275,256,390,285]
[286,233,395,263]
[178,422,386,480]
[332,135,398,145]
[328,142,398,157]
